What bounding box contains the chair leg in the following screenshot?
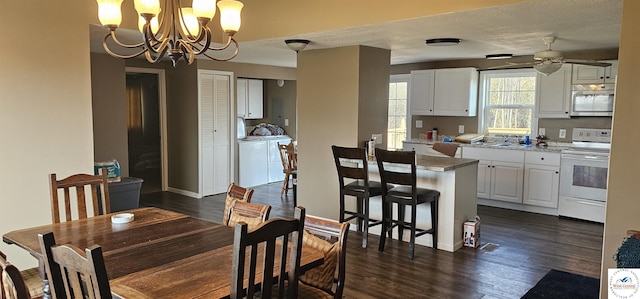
[356,197,364,232]
[409,204,417,260]
[431,197,439,250]
[397,204,405,242]
[339,192,346,223]
[281,174,290,195]
[378,201,391,252]
[362,197,370,248]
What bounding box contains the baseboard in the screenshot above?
[166,187,200,199]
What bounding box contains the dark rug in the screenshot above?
[521,269,600,299]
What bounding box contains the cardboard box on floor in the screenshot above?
[464,216,481,248]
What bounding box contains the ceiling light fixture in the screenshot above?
[96,0,244,66]
[285,39,310,52]
[425,38,461,46]
[485,54,513,60]
[534,60,562,76]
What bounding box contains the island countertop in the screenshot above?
[368,154,478,172]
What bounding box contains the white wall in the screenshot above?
[0,2,94,268]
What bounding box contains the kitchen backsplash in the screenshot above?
[410,115,612,142]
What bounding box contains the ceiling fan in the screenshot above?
[489,36,612,76]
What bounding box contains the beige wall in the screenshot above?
[0,2,94,268]
[601,1,640,297]
[91,54,129,176]
[297,46,390,219]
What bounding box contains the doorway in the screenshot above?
[125,68,167,194]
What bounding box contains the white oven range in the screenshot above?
[558,128,611,223]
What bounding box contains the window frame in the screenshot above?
[478,69,538,138]
[387,74,410,150]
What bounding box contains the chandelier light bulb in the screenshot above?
[181,8,200,37]
[218,0,243,34]
[193,0,216,20]
[97,0,124,26]
[134,0,161,15]
[138,15,159,33]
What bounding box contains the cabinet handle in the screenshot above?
[541,157,544,160]
[565,111,568,114]
[555,171,559,174]
[600,76,604,79]
[487,165,491,168]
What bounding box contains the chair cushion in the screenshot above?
[299,231,337,293]
[298,281,334,298]
[344,180,385,197]
[387,186,439,203]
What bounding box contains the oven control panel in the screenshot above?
[572,128,612,143]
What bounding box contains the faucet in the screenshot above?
[503,135,510,143]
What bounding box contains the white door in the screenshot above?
[199,70,232,196]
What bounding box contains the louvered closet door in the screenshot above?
[199,71,231,196]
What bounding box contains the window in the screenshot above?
[388,75,409,150]
[479,70,537,136]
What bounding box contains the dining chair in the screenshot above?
[49,169,110,223]
[331,145,386,248]
[231,207,305,299]
[375,148,440,260]
[297,215,350,299]
[223,200,271,230]
[432,142,459,157]
[0,251,43,299]
[38,232,112,299]
[222,183,255,225]
[278,141,297,196]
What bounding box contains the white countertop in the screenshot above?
[404,138,571,153]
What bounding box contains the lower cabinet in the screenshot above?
[462,147,524,203]
[523,152,560,208]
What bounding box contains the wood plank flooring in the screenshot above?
[140,182,604,298]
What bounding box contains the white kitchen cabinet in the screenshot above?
[433,68,478,116]
[523,151,560,208]
[571,60,618,84]
[535,64,571,118]
[409,70,435,115]
[237,78,263,119]
[410,68,477,116]
[462,147,524,203]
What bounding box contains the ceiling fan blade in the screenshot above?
[563,59,612,67]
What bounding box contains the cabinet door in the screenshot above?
[604,60,618,84]
[523,164,560,208]
[402,142,429,155]
[247,79,264,119]
[491,161,524,203]
[433,68,478,116]
[476,160,492,199]
[409,70,435,115]
[237,78,247,117]
[536,64,571,118]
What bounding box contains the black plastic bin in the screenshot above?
[108,177,144,212]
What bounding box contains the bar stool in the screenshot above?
[375,148,439,260]
[331,145,386,248]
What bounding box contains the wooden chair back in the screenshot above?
[223,183,255,226]
[375,148,417,199]
[38,232,111,299]
[49,170,110,224]
[300,216,350,298]
[331,145,369,186]
[231,207,305,299]
[224,200,271,229]
[0,251,30,299]
[278,142,297,173]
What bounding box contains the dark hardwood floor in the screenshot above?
[140,182,604,299]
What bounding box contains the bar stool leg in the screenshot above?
[431,197,439,249]
[362,196,370,248]
[397,204,405,241]
[378,200,391,252]
[409,204,417,260]
[356,197,364,232]
[339,192,346,223]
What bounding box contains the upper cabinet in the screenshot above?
[535,64,572,118]
[572,60,618,84]
[410,68,478,116]
[237,78,264,119]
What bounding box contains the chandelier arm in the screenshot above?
[200,38,239,61]
[107,30,145,49]
[192,28,212,55]
[202,35,234,52]
[102,35,147,59]
[144,33,171,56]
[144,44,170,64]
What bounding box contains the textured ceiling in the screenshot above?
[90,0,623,68]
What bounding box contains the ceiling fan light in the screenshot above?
[534,62,562,76]
[285,39,310,52]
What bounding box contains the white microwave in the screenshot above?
[570,83,615,116]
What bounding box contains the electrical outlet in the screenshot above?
[559,129,566,139]
[284,119,289,126]
[416,120,423,128]
[372,134,383,144]
[458,125,465,134]
[538,128,545,136]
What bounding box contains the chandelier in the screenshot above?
[96,0,244,66]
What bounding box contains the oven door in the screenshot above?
[560,153,609,201]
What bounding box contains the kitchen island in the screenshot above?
[367,155,478,252]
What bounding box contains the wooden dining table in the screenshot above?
[2,207,324,299]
